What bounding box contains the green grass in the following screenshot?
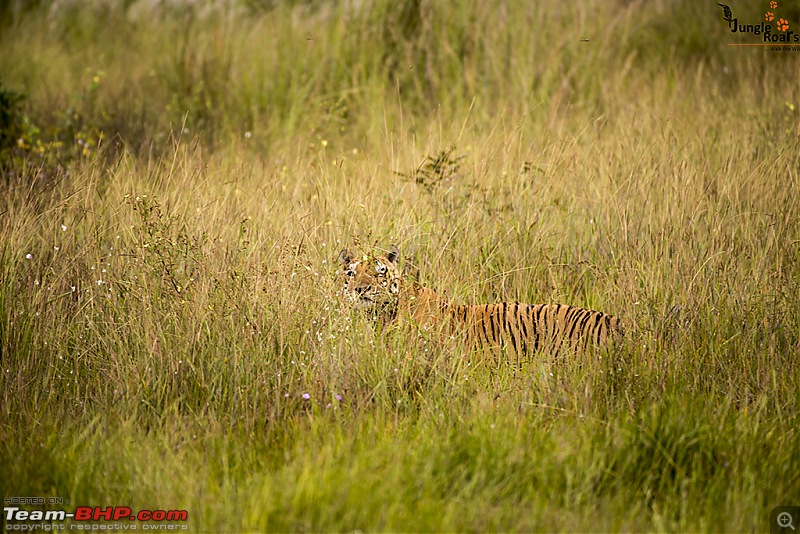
[1,0,799,532]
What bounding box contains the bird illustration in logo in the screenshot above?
[718,3,733,25]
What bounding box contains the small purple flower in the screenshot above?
[326,403,332,409]
[334,394,343,401]
[284,393,289,398]
[302,393,311,400]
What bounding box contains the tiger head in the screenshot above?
[337,245,402,318]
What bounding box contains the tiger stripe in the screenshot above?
[429,297,622,355]
[339,245,623,356]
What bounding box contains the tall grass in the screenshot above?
[1,0,799,531]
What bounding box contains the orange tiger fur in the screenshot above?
[338,245,622,354]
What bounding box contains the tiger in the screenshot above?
[337,245,623,355]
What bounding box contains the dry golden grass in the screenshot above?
[1,1,799,531]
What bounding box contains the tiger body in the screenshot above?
[338,245,622,355]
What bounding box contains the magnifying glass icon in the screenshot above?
[778,512,796,530]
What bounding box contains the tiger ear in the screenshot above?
[387,244,400,266]
[338,249,354,268]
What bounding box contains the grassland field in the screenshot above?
[1,0,799,532]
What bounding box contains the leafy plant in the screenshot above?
[397,146,464,193]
